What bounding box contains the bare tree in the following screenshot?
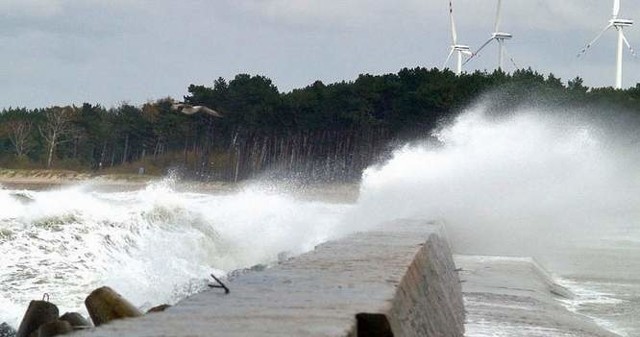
[5,118,33,158]
[39,106,74,168]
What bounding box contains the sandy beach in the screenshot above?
[0,168,360,202]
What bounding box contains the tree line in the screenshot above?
[1,67,640,181]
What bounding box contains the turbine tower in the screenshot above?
[443,0,472,75]
[464,0,517,70]
[577,0,636,89]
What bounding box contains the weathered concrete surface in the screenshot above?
[455,255,619,337]
[74,219,465,337]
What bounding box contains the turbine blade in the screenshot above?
[503,46,518,69]
[613,0,620,18]
[443,48,455,68]
[463,37,494,66]
[577,23,613,58]
[449,0,458,44]
[621,32,638,58]
[494,0,503,32]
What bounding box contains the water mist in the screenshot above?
[351,101,640,279]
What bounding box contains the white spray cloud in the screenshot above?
[350,102,640,262]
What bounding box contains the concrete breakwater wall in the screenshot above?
[456,256,620,337]
[74,220,465,337]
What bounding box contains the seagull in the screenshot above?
[171,103,223,118]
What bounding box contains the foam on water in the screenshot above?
[0,178,350,326]
[557,278,627,335]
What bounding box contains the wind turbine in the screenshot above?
[443,0,472,75]
[464,0,517,70]
[577,0,636,89]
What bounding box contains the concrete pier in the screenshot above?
[74,220,465,337]
[456,255,619,337]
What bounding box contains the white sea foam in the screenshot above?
[0,180,350,326]
[557,278,630,336]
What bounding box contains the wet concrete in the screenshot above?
[456,255,619,337]
[73,220,464,337]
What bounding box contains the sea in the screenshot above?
[2,103,639,336]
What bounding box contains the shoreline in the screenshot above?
[0,169,152,191]
[0,169,360,203]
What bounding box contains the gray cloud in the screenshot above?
[0,0,638,109]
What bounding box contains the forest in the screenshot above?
[1,67,640,182]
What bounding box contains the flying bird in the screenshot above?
[171,103,223,118]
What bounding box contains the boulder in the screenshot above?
[85,287,142,326]
[16,301,59,337]
[36,321,72,337]
[58,313,91,329]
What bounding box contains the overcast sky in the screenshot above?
[1,0,639,109]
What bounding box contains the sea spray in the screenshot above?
[350,105,640,262]
[0,180,351,327]
[345,103,640,335]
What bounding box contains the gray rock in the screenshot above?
[59,313,92,329]
[85,287,142,326]
[16,301,59,337]
[36,321,72,337]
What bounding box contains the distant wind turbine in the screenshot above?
[463,0,517,70]
[443,0,472,75]
[577,0,636,89]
